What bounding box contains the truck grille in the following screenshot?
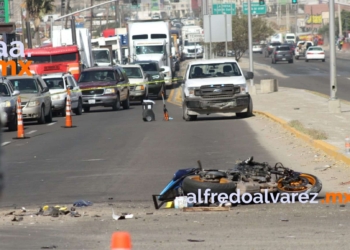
[188,49,199,53]
[197,84,239,98]
[129,86,135,91]
[82,89,105,96]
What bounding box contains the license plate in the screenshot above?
[282,58,286,60]
[88,99,95,104]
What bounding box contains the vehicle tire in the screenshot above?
[83,106,90,113]
[62,100,66,116]
[37,106,46,124]
[182,102,197,121]
[163,84,167,99]
[295,56,299,60]
[236,97,253,118]
[122,93,130,109]
[277,173,322,195]
[112,95,120,111]
[74,99,83,115]
[182,175,237,198]
[305,59,309,62]
[322,59,325,62]
[8,116,17,131]
[288,60,293,63]
[45,107,53,123]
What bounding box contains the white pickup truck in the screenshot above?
[295,41,314,60]
[182,58,254,121]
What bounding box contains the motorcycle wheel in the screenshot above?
[276,173,322,194]
[182,175,236,199]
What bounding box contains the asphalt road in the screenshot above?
[249,51,350,101]
[0,91,278,208]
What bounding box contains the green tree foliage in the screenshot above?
[25,0,55,46]
[212,16,274,61]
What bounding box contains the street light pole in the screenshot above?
[328,0,341,113]
[247,0,255,94]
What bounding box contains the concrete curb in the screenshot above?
[254,110,350,166]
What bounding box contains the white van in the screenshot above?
[270,33,283,43]
[285,33,296,43]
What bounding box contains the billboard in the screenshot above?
[0,0,9,23]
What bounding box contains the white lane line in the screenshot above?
[347,78,350,80]
[47,122,56,126]
[27,130,37,135]
[81,159,105,162]
[1,141,11,147]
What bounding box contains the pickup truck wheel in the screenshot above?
[183,102,197,121]
[74,99,83,115]
[122,94,130,109]
[236,98,253,118]
[112,95,120,111]
[45,107,53,123]
[38,106,46,124]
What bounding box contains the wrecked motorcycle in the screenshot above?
[152,157,322,209]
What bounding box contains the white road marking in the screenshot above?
[27,130,37,135]
[47,122,56,126]
[1,141,11,147]
[314,68,320,71]
[81,159,105,162]
[347,78,350,80]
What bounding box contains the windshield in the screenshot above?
[78,70,116,83]
[135,45,164,54]
[43,78,65,89]
[123,67,143,78]
[92,50,111,63]
[28,53,77,64]
[189,62,242,79]
[286,36,295,39]
[9,79,39,93]
[0,83,10,96]
[138,63,158,72]
[184,41,201,46]
[276,46,290,51]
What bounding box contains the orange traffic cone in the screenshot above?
[13,96,29,139]
[63,88,75,128]
[111,232,132,250]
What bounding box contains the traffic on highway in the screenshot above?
[1,4,350,249]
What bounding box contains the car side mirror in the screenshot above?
[159,68,165,72]
[245,71,254,80]
[67,85,74,90]
[42,87,49,93]
[12,90,20,96]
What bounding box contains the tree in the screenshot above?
[25,0,55,46]
[213,16,274,61]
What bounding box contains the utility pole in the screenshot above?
[286,3,289,32]
[295,3,298,33]
[90,0,93,34]
[328,0,341,113]
[311,5,314,34]
[338,4,343,37]
[115,0,118,27]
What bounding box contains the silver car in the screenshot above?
[7,75,53,124]
[122,64,149,104]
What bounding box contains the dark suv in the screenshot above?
[77,65,130,112]
[132,61,166,99]
[264,42,282,57]
[271,45,293,64]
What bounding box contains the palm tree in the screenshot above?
[24,0,55,46]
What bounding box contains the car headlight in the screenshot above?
[152,75,160,79]
[105,88,115,94]
[28,100,40,107]
[186,87,199,97]
[135,85,145,91]
[51,94,63,100]
[0,101,11,107]
[236,84,247,94]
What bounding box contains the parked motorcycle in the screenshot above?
[152,157,322,209]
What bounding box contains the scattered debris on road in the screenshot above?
[73,200,93,207]
[11,216,23,222]
[112,209,134,220]
[187,239,205,242]
[41,245,58,249]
